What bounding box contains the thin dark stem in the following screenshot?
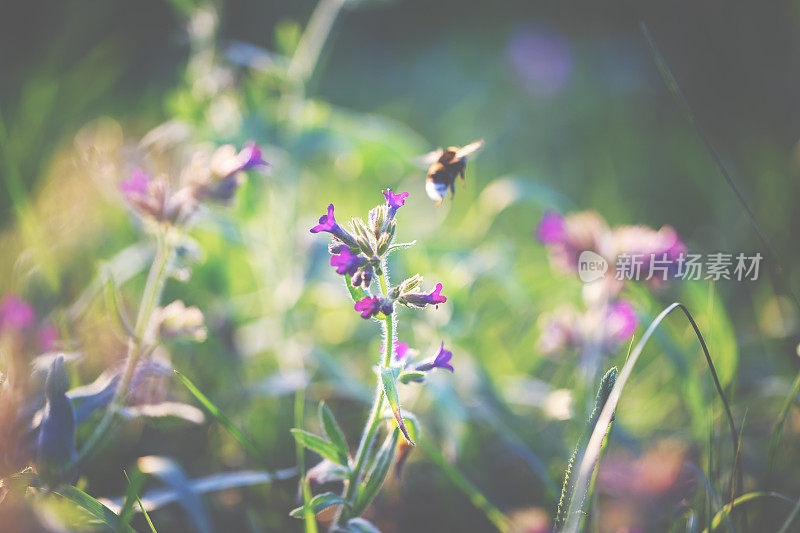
[639,21,800,312]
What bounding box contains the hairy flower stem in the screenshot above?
[333,267,395,528]
[68,230,173,471]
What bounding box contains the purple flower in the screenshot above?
[400,283,447,309]
[507,26,573,97]
[536,211,566,244]
[383,188,409,218]
[606,300,637,344]
[0,294,35,332]
[330,248,365,276]
[354,296,382,319]
[351,265,373,288]
[36,355,77,486]
[395,341,409,362]
[119,168,151,198]
[310,204,358,248]
[236,143,268,172]
[416,342,454,372]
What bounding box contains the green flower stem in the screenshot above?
[334,268,395,528]
[69,229,173,470]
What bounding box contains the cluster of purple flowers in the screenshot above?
[310,189,448,322]
[533,209,686,356]
[119,142,267,225]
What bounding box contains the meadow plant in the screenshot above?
[297,189,452,530]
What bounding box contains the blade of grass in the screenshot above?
[766,370,800,488]
[639,21,800,311]
[419,435,512,533]
[174,370,263,463]
[562,303,741,533]
[703,491,792,533]
[294,390,318,533]
[778,496,800,533]
[54,485,134,533]
[123,470,158,533]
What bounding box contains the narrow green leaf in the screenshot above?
[123,470,158,533]
[291,429,347,466]
[54,486,134,533]
[353,428,398,516]
[704,491,792,532]
[398,370,425,384]
[289,492,349,518]
[318,402,349,465]
[120,469,145,527]
[174,370,263,462]
[379,367,414,445]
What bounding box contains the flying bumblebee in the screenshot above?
[421,139,484,207]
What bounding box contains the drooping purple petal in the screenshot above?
[416,342,454,373]
[330,248,364,276]
[311,204,337,234]
[237,143,268,171]
[354,296,382,319]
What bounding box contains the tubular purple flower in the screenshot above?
[395,342,409,362]
[330,248,365,276]
[536,211,566,244]
[383,188,409,218]
[351,264,373,288]
[354,296,382,319]
[310,204,358,248]
[416,342,454,372]
[400,283,447,309]
[0,294,35,332]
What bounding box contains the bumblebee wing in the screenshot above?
[454,139,484,159]
[415,149,444,168]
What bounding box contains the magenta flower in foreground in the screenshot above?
[310,204,358,248]
[383,188,409,218]
[0,294,35,331]
[536,210,565,244]
[119,168,150,198]
[354,296,381,319]
[330,248,365,276]
[400,283,447,309]
[416,342,454,372]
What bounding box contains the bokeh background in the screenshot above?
[2,0,800,531]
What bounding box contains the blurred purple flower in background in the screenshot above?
[36,356,77,486]
[0,294,35,332]
[606,300,638,344]
[507,26,573,96]
[119,168,151,198]
[536,210,566,244]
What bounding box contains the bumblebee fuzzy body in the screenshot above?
[423,140,483,207]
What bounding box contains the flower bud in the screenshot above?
[398,274,424,295]
[376,233,393,256]
[369,205,389,238]
[152,300,207,342]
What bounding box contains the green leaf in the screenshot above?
[54,486,134,533]
[174,370,263,463]
[343,275,367,303]
[398,370,425,384]
[344,517,382,533]
[353,428,398,516]
[318,402,349,465]
[289,492,349,518]
[120,469,145,527]
[379,367,414,444]
[291,429,348,466]
[123,470,158,533]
